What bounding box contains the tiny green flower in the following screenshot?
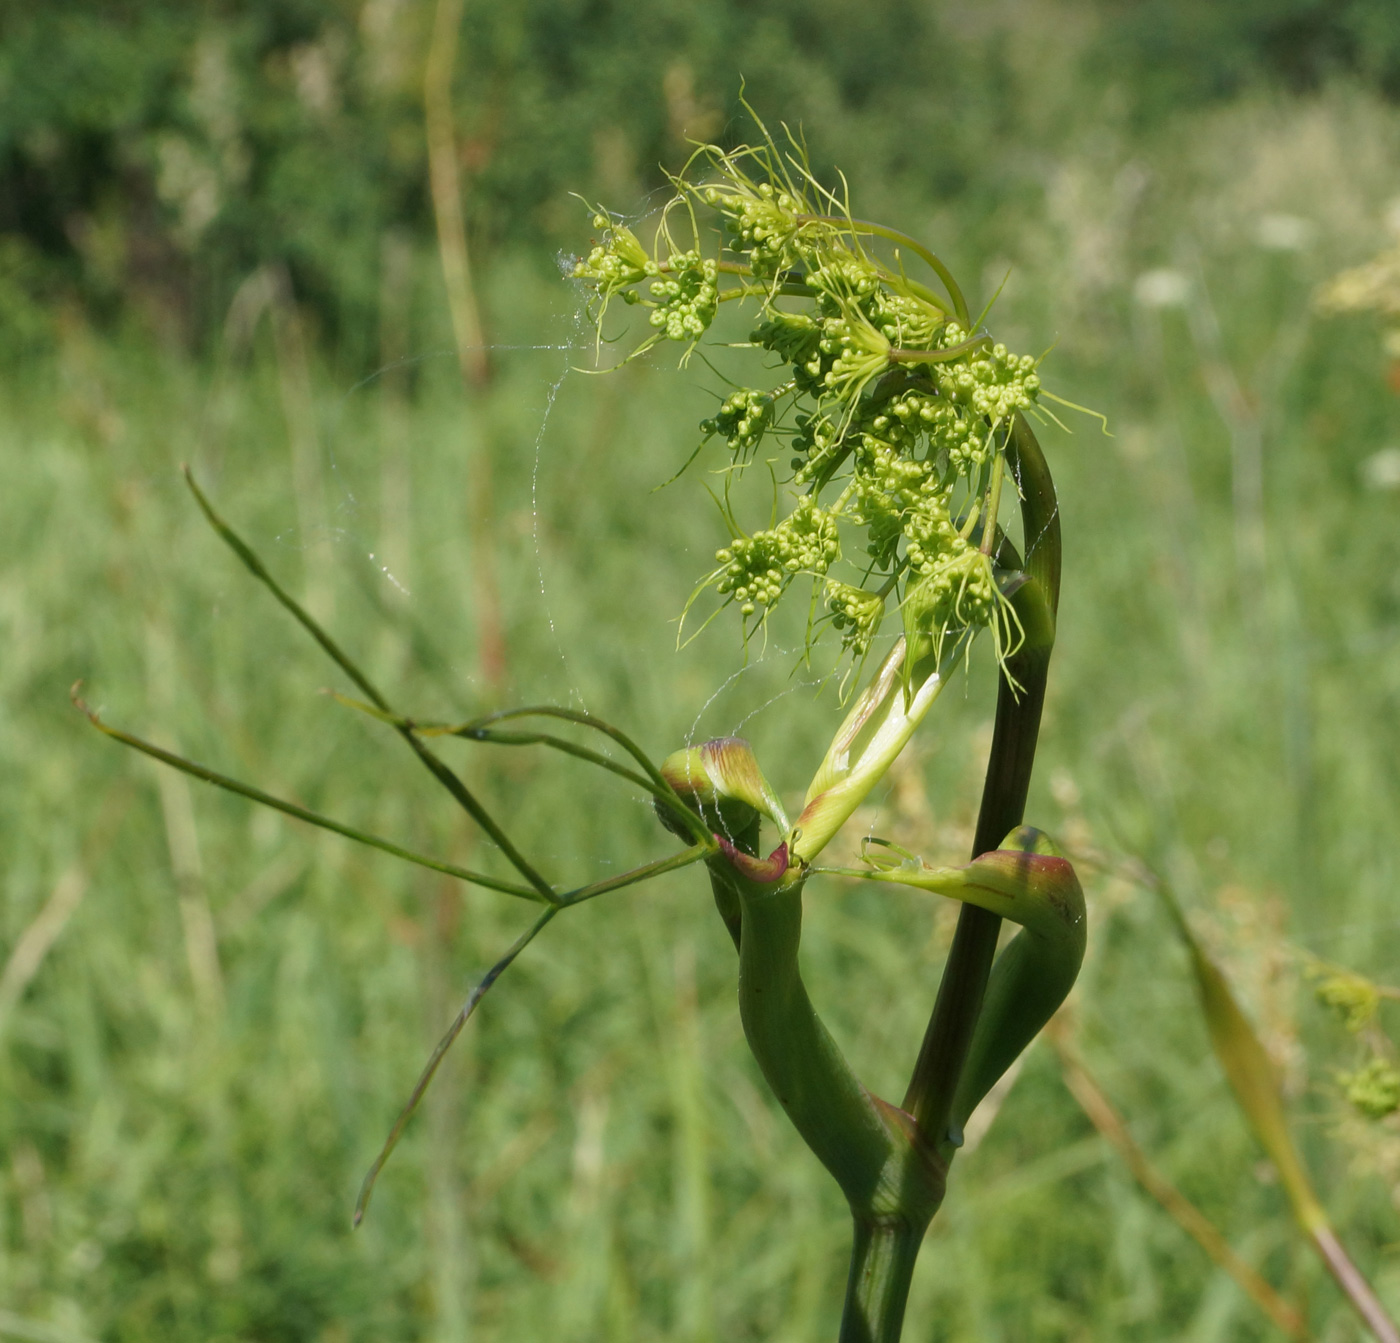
[825,581,885,658]
[572,218,654,300]
[714,497,840,621]
[1316,971,1382,1032]
[647,250,719,342]
[1338,1057,1400,1120]
[701,387,780,458]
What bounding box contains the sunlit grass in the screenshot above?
[2,86,1400,1340]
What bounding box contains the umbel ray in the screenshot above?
[81,113,1087,1343]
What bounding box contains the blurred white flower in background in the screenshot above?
[1134,268,1191,309]
[1255,213,1315,252]
[1360,448,1400,492]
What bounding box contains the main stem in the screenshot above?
[903,415,1060,1146]
[859,415,1059,1332]
[841,1219,926,1343]
[704,853,945,1343]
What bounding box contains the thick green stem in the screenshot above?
[719,860,943,1343]
[737,876,903,1198]
[839,1218,925,1343]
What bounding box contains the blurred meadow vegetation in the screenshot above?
[5,1,1400,1338]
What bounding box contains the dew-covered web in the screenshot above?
[308,329,619,902]
[302,321,588,710]
[236,342,563,613]
[304,235,675,719]
[1011,449,1058,574]
[682,646,823,748]
[266,247,747,885]
[528,291,591,708]
[276,312,991,864]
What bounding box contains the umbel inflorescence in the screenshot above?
[572,116,1062,683]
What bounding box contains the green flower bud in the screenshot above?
[700,388,777,458]
[657,737,789,841]
[825,582,885,658]
[572,221,653,301]
[751,311,821,364]
[1339,1058,1400,1120]
[1315,971,1381,1031]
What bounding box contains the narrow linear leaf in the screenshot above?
[182,467,559,901]
[71,686,544,904]
[1156,884,1325,1231]
[354,906,559,1227]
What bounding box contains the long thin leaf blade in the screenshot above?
[353,906,558,1226]
[72,686,544,904]
[1156,884,1326,1229]
[1151,873,1400,1341]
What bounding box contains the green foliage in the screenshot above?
[6,14,1400,1342]
[7,0,1400,365]
[1091,0,1400,108]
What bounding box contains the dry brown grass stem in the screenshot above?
[1048,1021,1311,1341]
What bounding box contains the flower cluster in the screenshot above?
[572,223,718,357]
[900,544,1000,661]
[1339,1058,1400,1120]
[1317,240,1400,360]
[1311,965,1400,1120]
[713,497,839,617]
[572,218,653,302]
[701,387,781,458]
[1316,970,1382,1033]
[825,581,885,658]
[703,180,806,277]
[571,118,1054,679]
[930,328,1040,426]
[647,251,718,343]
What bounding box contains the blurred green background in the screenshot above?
[5,1,1400,1338]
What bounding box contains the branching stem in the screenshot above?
[980,450,1006,558]
[888,337,992,365]
[560,843,710,907]
[183,468,559,901]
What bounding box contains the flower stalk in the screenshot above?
[901,414,1060,1149]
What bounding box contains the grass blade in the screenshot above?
[1049,1023,1310,1340]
